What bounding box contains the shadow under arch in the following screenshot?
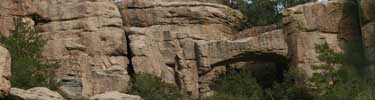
[209,51,288,88]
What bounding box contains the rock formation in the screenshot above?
[0,0,36,37]
[8,87,64,100]
[89,91,143,100]
[30,0,131,99]
[0,45,11,97]
[282,0,361,76]
[197,29,288,96]
[118,0,244,97]
[0,0,373,99]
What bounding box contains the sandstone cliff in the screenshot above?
[0,0,373,99]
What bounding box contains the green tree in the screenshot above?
[308,43,375,100]
[0,18,56,89]
[129,74,185,100]
[209,67,265,100]
[225,0,313,28]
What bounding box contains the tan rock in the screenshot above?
[0,0,36,36]
[120,0,243,28]
[121,0,244,97]
[89,91,142,100]
[283,1,360,76]
[196,29,288,95]
[9,87,64,100]
[29,0,130,98]
[0,45,11,98]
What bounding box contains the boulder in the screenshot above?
[89,91,142,100]
[0,45,11,98]
[8,87,64,100]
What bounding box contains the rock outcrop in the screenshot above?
[89,91,142,100]
[283,0,361,76]
[0,45,11,98]
[0,0,36,37]
[30,0,130,98]
[361,0,375,65]
[1,0,131,98]
[197,29,288,97]
[1,0,372,99]
[118,0,244,97]
[8,87,64,100]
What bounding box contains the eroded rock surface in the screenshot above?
[0,0,36,37]
[119,0,244,97]
[8,87,64,100]
[197,29,288,97]
[89,91,143,100]
[283,0,361,76]
[31,0,130,98]
[0,45,11,98]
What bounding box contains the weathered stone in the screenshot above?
[119,0,243,28]
[9,87,64,100]
[30,0,130,98]
[283,0,360,76]
[196,29,288,95]
[89,91,142,100]
[0,45,11,98]
[120,0,244,97]
[0,0,36,36]
[234,24,279,40]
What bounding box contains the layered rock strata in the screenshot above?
[119,0,244,97]
[31,0,130,98]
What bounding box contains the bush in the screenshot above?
[0,18,56,89]
[308,43,375,100]
[209,68,265,100]
[208,42,375,100]
[263,67,314,100]
[129,74,185,100]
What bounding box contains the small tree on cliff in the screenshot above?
[225,0,314,28]
[0,18,56,89]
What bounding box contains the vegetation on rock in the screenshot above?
[129,74,185,100]
[0,18,56,89]
[209,43,375,100]
[224,0,314,28]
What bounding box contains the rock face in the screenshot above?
[361,0,375,65]
[1,0,131,98]
[89,91,142,100]
[31,0,130,98]
[0,45,11,98]
[119,0,244,97]
[8,87,64,100]
[1,0,371,99]
[283,0,361,76]
[197,29,288,96]
[0,0,36,37]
